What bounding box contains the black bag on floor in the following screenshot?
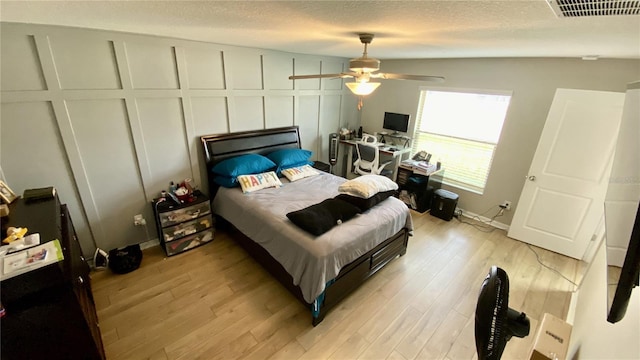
[108,244,143,274]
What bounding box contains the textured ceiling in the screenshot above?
[1,0,639,60]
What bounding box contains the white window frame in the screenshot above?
[412,87,512,194]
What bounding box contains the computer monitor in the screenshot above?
[383,112,410,135]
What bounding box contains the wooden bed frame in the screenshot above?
[201,126,409,325]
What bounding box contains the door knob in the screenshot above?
[527,175,536,181]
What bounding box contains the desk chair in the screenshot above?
[354,141,393,178]
[360,133,377,144]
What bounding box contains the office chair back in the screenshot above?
[361,133,377,144]
[354,141,392,177]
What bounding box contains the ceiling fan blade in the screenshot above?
[372,73,445,82]
[289,73,355,80]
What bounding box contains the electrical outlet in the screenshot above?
[133,214,146,226]
[502,201,512,211]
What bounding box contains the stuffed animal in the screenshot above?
[3,227,28,244]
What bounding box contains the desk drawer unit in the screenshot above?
[153,191,215,256]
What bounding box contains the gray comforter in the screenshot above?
[212,172,413,303]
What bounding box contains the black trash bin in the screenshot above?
[431,189,459,221]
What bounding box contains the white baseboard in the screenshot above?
[567,287,579,324]
[457,208,510,231]
[140,238,160,250]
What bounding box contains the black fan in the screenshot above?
[475,266,530,360]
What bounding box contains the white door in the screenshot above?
[508,89,625,259]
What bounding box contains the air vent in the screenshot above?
[547,0,640,17]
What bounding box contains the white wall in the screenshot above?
[360,58,640,226]
[605,83,640,267]
[567,241,640,359]
[0,22,357,257]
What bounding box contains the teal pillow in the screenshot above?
[267,149,313,173]
[213,175,238,188]
[211,154,276,178]
[267,149,312,168]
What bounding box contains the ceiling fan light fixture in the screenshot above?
[346,81,380,96]
[349,58,381,73]
[287,33,444,104]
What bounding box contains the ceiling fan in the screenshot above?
[289,33,445,106]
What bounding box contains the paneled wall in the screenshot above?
[0,23,357,257]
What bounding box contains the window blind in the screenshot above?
[412,89,511,194]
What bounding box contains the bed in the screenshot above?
[201,126,413,325]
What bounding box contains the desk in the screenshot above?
[340,139,412,181]
[378,133,412,148]
[396,165,444,212]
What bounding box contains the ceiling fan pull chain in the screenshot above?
[357,96,364,110]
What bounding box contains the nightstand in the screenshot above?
[312,161,331,173]
[152,191,214,256]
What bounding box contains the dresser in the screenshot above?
[0,196,105,360]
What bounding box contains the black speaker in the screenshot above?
[329,133,339,172]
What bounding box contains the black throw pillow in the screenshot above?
[286,198,360,236]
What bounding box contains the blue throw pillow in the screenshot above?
[267,149,313,169]
[213,175,238,188]
[211,154,276,178]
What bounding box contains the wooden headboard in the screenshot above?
[200,126,301,194]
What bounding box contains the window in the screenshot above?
[413,89,512,194]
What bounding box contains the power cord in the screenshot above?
[455,205,504,233]
[455,203,578,286]
[526,243,578,287]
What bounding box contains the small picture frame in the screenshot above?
[0,181,18,204]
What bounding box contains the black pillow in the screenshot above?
[286,198,360,236]
[335,190,397,212]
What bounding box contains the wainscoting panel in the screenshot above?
[225,48,263,90]
[48,35,121,90]
[0,30,46,91]
[136,97,192,196]
[318,94,343,164]
[265,96,295,129]
[322,60,346,90]
[295,57,322,90]
[0,22,351,255]
[231,96,265,132]
[191,96,229,135]
[125,41,179,90]
[183,47,226,90]
[0,101,94,254]
[297,95,321,156]
[264,53,294,90]
[65,98,149,249]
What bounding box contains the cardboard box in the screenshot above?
[529,313,572,360]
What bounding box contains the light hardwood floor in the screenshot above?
[92,210,578,360]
